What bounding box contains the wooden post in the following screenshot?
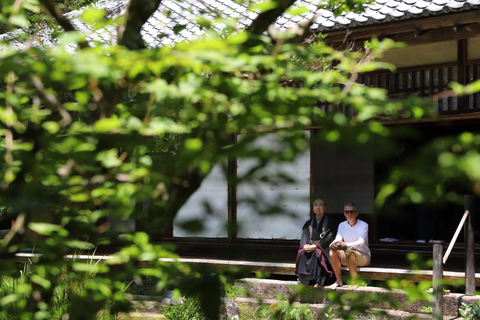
[227,134,238,244]
[432,240,444,320]
[464,195,475,295]
[457,39,468,110]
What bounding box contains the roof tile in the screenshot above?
[355,14,369,23]
[337,16,352,25]
[426,3,445,11]
[345,11,359,19]
[414,0,432,9]
[446,0,466,8]
[408,5,424,14]
[372,12,387,19]
[395,2,413,11]
[389,9,405,17]
[379,6,395,14]
[386,0,401,8]
[55,0,480,47]
[322,20,335,28]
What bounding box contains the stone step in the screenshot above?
[235,297,463,320]
[234,278,480,317]
[124,279,480,319]
[124,294,172,319]
[118,311,165,319]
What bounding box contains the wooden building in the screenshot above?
[16,0,477,273]
[152,0,480,272]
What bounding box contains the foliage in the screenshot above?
[421,306,433,314]
[257,301,312,320]
[0,0,478,319]
[0,261,119,320]
[460,301,480,320]
[163,296,205,320]
[324,306,335,319]
[0,0,94,35]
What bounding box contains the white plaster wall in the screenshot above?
[376,40,457,68]
[174,165,228,237]
[236,132,310,240]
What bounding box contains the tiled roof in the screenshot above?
[4,0,480,48]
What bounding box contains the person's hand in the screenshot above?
[331,241,346,251]
[334,241,346,250]
[303,244,316,253]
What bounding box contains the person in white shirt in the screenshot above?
[326,203,371,289]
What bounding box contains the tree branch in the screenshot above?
[38,0,88,49]
[247,0,296,37]
[119,0,162,50]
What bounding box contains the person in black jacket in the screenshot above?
[295,199,336,287]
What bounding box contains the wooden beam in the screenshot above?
[22,252,475,285]
[327,22,480,51]
[323,11,480,44]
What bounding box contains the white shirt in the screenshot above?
[331,219,371,256]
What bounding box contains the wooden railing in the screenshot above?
[432,195,476,319]
[315,61,480,115]
[357,61,480,112]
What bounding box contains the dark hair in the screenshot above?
[344,203,357,210]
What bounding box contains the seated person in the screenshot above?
[327,202,370,289]
[295,199,336,287]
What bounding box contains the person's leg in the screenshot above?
[328,249,344,288]
[297,274,310,286]
[346,251,371,289]
[355,251,371,267]
[344,249,358,282]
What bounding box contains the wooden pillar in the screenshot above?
[310,128,315,219]
[464,195,475,295]
[432,240,444,320]
[457,39,468,110]
[227,134,237,244]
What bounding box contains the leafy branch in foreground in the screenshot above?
[1,0,476,319]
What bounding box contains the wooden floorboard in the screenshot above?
[15,253,480,286]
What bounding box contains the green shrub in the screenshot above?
[460,301,480,320]
[257,301,312,320]
[163,297,205,320]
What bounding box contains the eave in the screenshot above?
[322,10,480,48]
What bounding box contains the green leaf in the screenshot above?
[28,222,62,236]
[80,8,106,26]
[96,149,122,168]
[93,117,123,133]
[286,6,309,16]
[9,15,29,28]
[173,24,187,34]
[251,1,278,12]
[30,275,51,289]
[184,138,203,151]
[227,31,249,45]
[24,0,41,12]
[42,121,60,135]
[75,91,90,105]
[72,262,108,273]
